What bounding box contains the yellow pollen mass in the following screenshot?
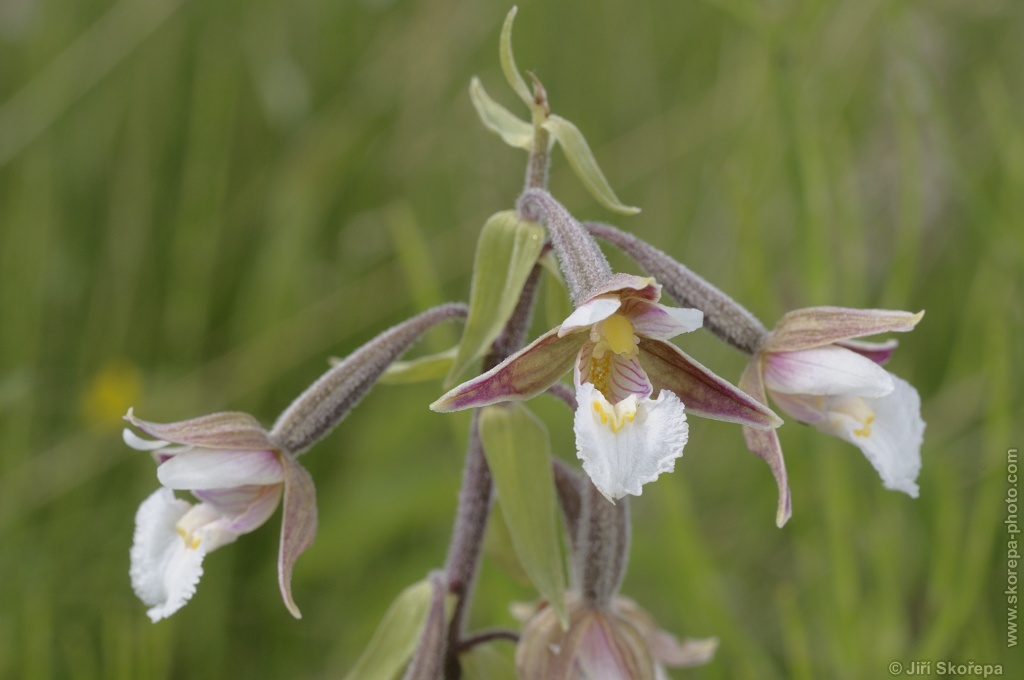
[598,314,637,355]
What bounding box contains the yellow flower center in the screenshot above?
[592,394,638,433]
[832,396,876,438]
[595,313,638,356]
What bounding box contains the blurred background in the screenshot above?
[1,0,1022,678]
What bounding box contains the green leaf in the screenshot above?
[469,77,533,150]
[446,211,544,385]
[499,6,536,111]
[542,114,641,215]
[342,579,434,680]
[479,403,567,626]
[379,347,457,385]
[483,498,533,587]
[460,643,519,680]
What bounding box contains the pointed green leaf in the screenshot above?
[479,403,567,626]
[469,77,533,150]
[379,347,458,385]
[500,6,536,111]
[460,644,519,680]
[483,498,533,587]
[342,579,434,680]
[446,211,544,385]
[542,114,641,215]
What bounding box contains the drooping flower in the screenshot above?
[515,593,717,680]
[125,409,316,622]
[433,274,781,501]
[742,306,925,523]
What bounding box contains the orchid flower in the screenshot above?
[515,593,717,680]
[742,306,925,524]
[433,273,781,501]
[125,409,316,622]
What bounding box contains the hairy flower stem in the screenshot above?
[443,265,542,679]
[271,303,468,455]
[578,480,630,608]
[518,189,613,306]
[586,221,769,354]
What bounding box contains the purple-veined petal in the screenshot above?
[764,307,924,352]
[125,408,274,450]
[559,296,621,335]
[835,338,898,365]
[575,611,655,680]
[431,328,589,412]
[763,345,894,398]
[129,488,206,622]
[739,362,792,527]
[817,374,924,497]
[638,338,783,430]
[577,345,653,402]
[624,299,703,341]
[574,383,688,501]
[278,456,317,618]
[157,449,284,490]
[193,483,283,535]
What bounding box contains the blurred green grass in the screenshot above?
[1,0,1022,678]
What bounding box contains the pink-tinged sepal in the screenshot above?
[638,338,783,430]
[762,346,894,398]
[193,484,284,535]
[156,449,284,490]
[431,329,588,412]
[278,456,317,619]
[764,307,924,352]
[835,338,898,365]
[739,362,792,527]
[624,298,703,341]
[587,273,661,302]
[124,408,275,451]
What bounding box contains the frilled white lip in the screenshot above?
[574,382,689,501]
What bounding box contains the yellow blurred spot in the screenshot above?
[176,526,201,550]
[80,360,141,428]
[852,415,874,438]
[592,397,637,433]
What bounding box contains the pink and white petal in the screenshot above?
[835,338,898,365]
[129,488,206,622]
[625,299,703,340]
[431,328,589,412]
[575,613,654,680]
[278,457,317,619]
[587,273,661,302]
[123,428,171,451]
[821,375,924,497]
[765,307,924,352]
[193,483,283,535]
[612,596,718,669]
[770,391,828,425]
[574,383,688,501]
[559,296,621,335]
[125,408,274,451]
[156,449,284,490]
[739,362,792,527]
[763,346,894,398]
[604,353,654,402]
[638,339,783,430]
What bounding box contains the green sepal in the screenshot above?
[500,6,537,113]
[379,347,457,385]
[542,114,641,215]
[479,403,567,627]
[469,77,533,150]
[446,211,544,385]
[342,579,449,680]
